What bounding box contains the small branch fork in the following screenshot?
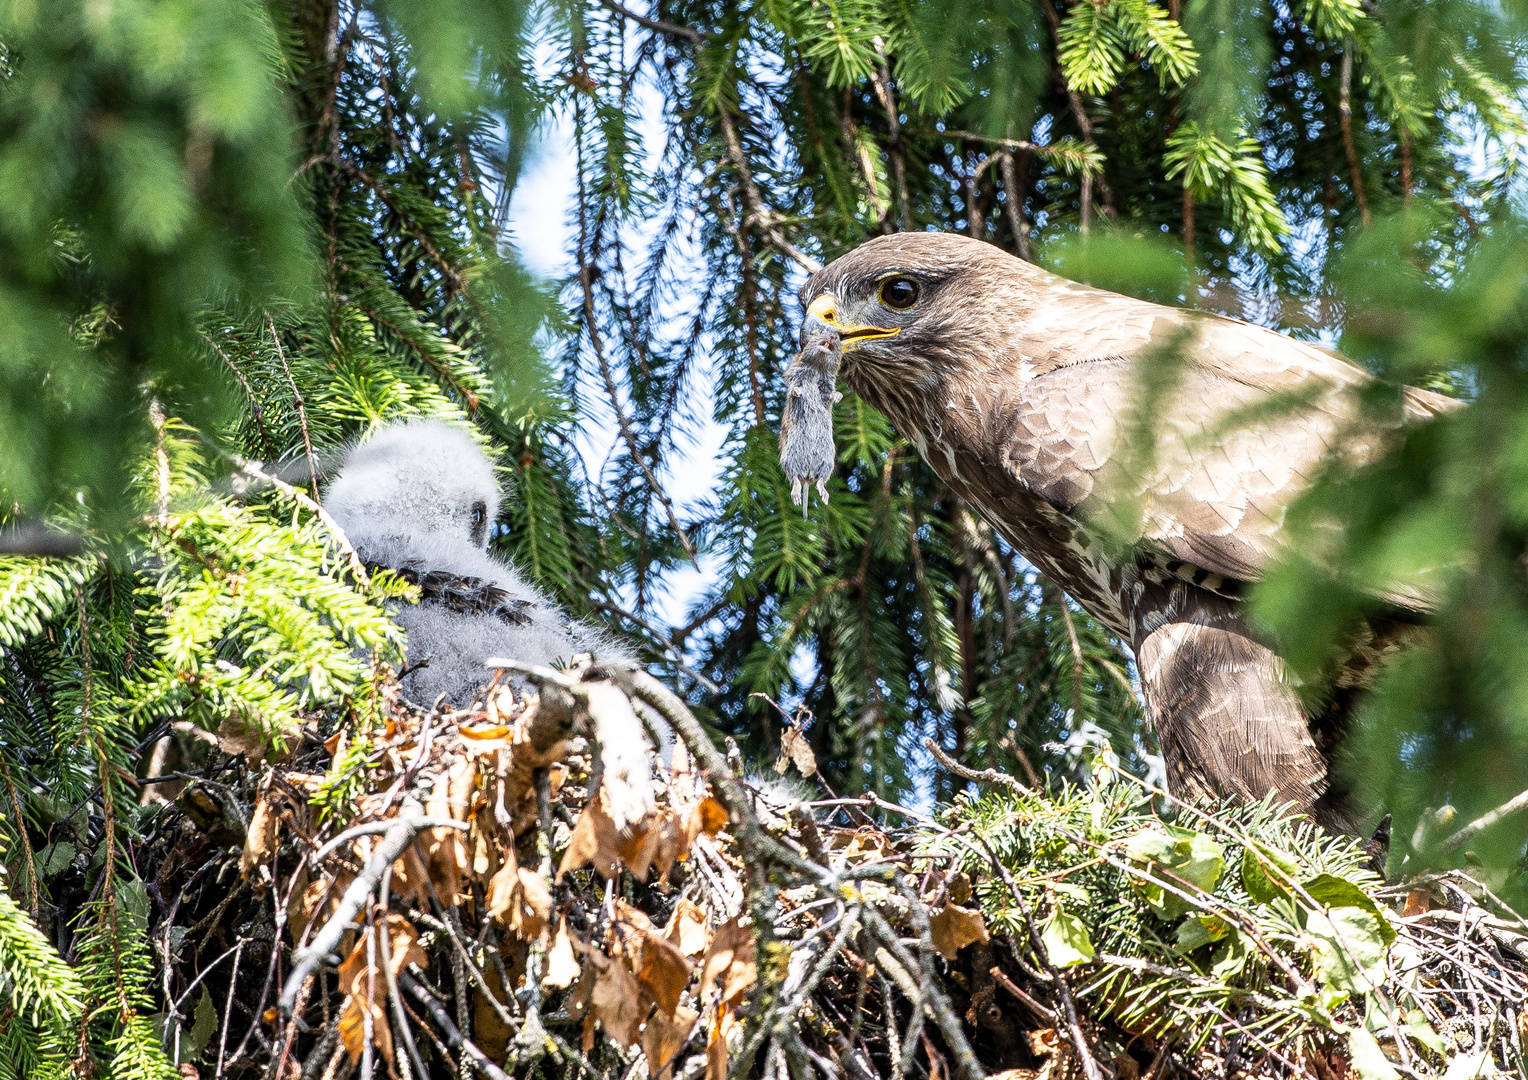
[279,810,463,1013]
[490,658,991,1080]
[716,108,824,275]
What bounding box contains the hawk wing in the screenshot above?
[378,564,534,625]
[997,289,1458,610]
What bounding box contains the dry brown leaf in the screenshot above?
[706,1003,739,1080]
[637,931,692,1016]
[777,726,817,778]
[335,917,425,1068]
[699,918,756,1006]
[458,722,510,758]
[1402,889,1434,918]
[486,684,516,725]
[459,722,511,741]
[1026,1029,1060,1057]
[929,903,989,959]
[583,681,656,832]
[502,700,573,837]
[591,953,645,1047]
[567,954,600,1023]
[290,878,327,947]
[388,843,432,909]
[948,871,972,906]
[487,862,552,941]
[216,714,289,768]
[424,755,476,904]
[240,794,278,877]
[664,899,710,958]
[614,898,655,935]
[557,788,625,880]
[338,996,392,1066]
[289,867,353,948]
[669,739,695,805]
[605,899,654,968]
[338,915,428,998]
[545,917,581,989]
[283,865,311,944]
[643,1004,699,1080]
[619,814,661,883]
[683,797,728,852]
[648,809,685,881]
[620,808,685,884]
[473,963,514,1062]
[471,814,497,878]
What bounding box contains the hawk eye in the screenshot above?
[470,501,487,545]
[879,277,920,310]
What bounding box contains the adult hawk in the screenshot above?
[800,233,1457,828]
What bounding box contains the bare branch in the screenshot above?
[1443,787,1528,853]
[923,737,1029,793]
[716,108,824,274]
[599,0,705,42]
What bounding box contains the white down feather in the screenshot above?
[325,419,653,829]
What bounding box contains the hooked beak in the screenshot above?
[803,294,900,350]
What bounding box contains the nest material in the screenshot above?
[143,661,1528,1080]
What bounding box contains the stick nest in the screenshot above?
[144,659,1528,1080]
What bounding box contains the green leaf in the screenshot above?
[1123,825,1224,919]
[1052,881,1091,905]
[1401,1011,1446,1056]
[1305,873,1397,946]
[1241,847,1290,904]
[1210,929,1250,980]
[1440,1050,1497,1079]
[189,985,218,1060]
[1307,905,1390,995]
[37,843,73,879]
[1174,914,1228,952]
[1345,1026,1400,1080]
[1040,909,1095,969]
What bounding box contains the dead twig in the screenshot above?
[280,809,453,1014]
[923,738,1029,793]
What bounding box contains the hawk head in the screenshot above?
[799,232,1033,394]
[326,419,502,553]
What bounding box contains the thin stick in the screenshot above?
[989,966,1059,1024]
[312,817,466,864]
[924,737,1029,792]
[212,444,371,586]
[861,908,985,1080]
[599,0,704,41]
[214,939,244,1078]
[280,813,452,1013]
[268,315,320,496]
[380,864,428,1080]
[399,972,514,1080]
[1442,787,1528,853]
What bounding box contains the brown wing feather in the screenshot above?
[1134,583,1343,828]
[994,285,1456,610]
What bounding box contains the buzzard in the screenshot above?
[325,419,653,828]
[799,232,1458,828]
